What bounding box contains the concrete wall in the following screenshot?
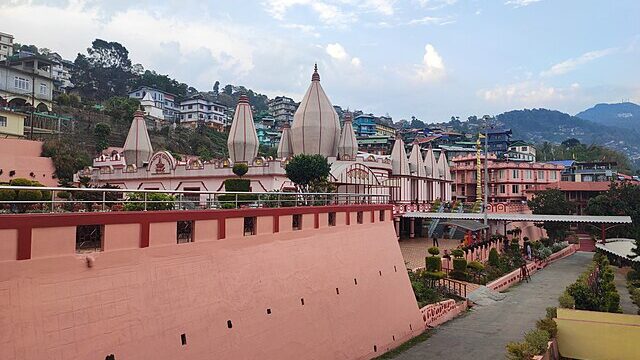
[0,138,57,186]
[0,205,423,360]
[556,308,640,360]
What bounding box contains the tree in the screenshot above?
[561,138,581,148]
[94,123,111,153]
[104,97,139,124]
[528,189,574,241]
[285,154,331,192]
[71,39,136,100]
[213,81,220,96]
[223,84,233,95]
[133,70,190,100]
[42,138,92,183]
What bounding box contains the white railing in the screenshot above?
[0,186,390,214]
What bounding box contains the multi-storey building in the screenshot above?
[506,140,536,162]
[268,96,297,126]
[0,32,14,61]
[0,53,54,112]
[0,108,27,138]
[549,160,618,182]
[450,153,563,203]
[353,114,377,137]
[375,122,396,138]
[485,128,512,156]
[128,86,180,122]
[178,94,227,131]
[46,52,73,91]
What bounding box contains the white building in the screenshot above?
[47,52,74,90]
[128,86,180,122]
[268,96,297,126]
[506,141,536,162]
[0,53,54,112]
[178,94,227,131]
[0,32,13,61]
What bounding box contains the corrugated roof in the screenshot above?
[441,220,489,231]
[402,212,632,223]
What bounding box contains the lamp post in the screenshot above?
[482,116,492,242]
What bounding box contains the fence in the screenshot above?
[0,186,390,214]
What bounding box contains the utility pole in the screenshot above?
[30,72,35,140]
[483,115,490,228]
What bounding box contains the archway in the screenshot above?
[35,102,49,113]
[8,98,27,109]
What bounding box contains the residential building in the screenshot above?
[268,96,297,126]
[0,108,26,138]
[257,128,281,148]
[450,153,563,203]
[0,53,54,112]
[375,122,396,138]
[485,128,512,157]
[353,114,377,137]
[549,160,618,182]
[506,140,536,162]
[357,135,394,155]
[46,52,73,91]
[435,145,476,165]
[178,94,227,131]
[129,86,180,122]
[526,181,611,215]
[0,32,14,61]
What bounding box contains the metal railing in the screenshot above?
[436,278,467,298]
[0,186,390,214]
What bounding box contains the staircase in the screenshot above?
[577,233,596,252]
[448,205,464,238]
[427,204,445,238]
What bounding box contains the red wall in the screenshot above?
[0,206,423,360]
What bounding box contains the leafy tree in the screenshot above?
[71,39,136,100]
[223,84,233,95]
[104,97,139,124]
[561,138,581,148]
[213,81,220,96]
[232,163,248,177]
[285,154,331,192]
[528,189,574,241]
[94,123,111,153]
[42,138,92,183]
[258,144,277,158]
[133,70,190,100]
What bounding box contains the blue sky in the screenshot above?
[1,0,639,122]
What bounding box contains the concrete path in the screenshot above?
[393,252,593,360]
[614,267,637,315]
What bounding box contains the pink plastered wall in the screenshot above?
[0,207,422,360]
[0,139,58,186]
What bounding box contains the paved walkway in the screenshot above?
[393,252,593,360]
[399,237,461,270]
[614,267,637,315]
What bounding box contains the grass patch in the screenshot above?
[372,329,433,359]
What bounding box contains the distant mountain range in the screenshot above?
[575,102,640,130]
[438,105,640,168]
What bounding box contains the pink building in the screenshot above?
[0,138,57,186]
[451,154,563,203]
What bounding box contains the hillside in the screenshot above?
[575,102,640,130]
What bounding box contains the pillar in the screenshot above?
[601,224,606,244]
[409,218,415,239]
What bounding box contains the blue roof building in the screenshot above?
[353,114,377,137]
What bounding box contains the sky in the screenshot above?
[1,0,639,122]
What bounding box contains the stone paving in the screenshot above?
[399,237,461,270]
[393,252,593,360]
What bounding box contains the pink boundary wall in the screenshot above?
[0,206,425,360]
[487,244,579,292]
[419,299,468,328]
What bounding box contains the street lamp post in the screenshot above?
[483,116,491,238]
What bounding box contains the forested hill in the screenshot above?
[575,102,640,130]
[493,109,640,167]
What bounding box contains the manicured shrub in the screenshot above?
[9,178,34,186]
[450,249,464,258]
[425,256,442,272]
[0,188,16,201]
[536,318,557,338]
[428,247,440,256]
[451,258,468,281]
[232,163,248,177]
[224,178,251,192]
[558,291,575,309]
[123,192,175,211]
[57,191,71,199]
[488,248,500,267]
[467,261,484,272]
[627,269,639,282]
[17,189,43,202]
[545,307,557,319]
[523,329,550,355]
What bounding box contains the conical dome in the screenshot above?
[391,134,410,175]
[408,143,426,177]
[337,112,358,160]
[277,123,293,158]
[227,95,259,163]
[290,64,341,157]
[423,145,437,178]
[123,109,153,168]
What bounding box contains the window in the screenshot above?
[498,170,505,179]
[537,170,544,180]
[244,217,256,236]
[524,170,532,179]
[199,104,204,110]
[14,76,29,90]
[328,212,336,226]
[135,92,140,97]
[499,184,506,194]
[357,211,364,224]
[76,225,103,253]
[511,169,519,179]
[550,171,557,180]
[188,105,193,110]
[292,214,302,230]
[177,221,194,243]
[0,116,6,127]
[188,114,192,119]
[39,83,48,95]
[511,185,519,194]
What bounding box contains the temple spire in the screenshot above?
[337,112,358,160]
[227,94,259,163]
[277,122,293,158]
[390,133,410,175]
[123,109,153,168]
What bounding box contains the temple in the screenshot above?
[79,65,452,207]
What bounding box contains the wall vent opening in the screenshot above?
[76,224,104,253]
[354,278,358,285]
[227,320,233,329]
[392,335,395,341]
[336,288,340,295]
[373,345,377,352]
[379,270,382,276]
[181,333,187,346]
[105,355,115,360]
[301,298,305,306]
[394,265,397,272]
[266,308,272,315]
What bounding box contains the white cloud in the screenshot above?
[325,43,361,67]
[416,0,457,11]
[363,0,397,15]
[504,0,543,8]
[415,44,446,81]
[479,80,581,105]
[408,16,455,26]
[263,0,357,26]
[540,48,616,77]
[281,23,320,37]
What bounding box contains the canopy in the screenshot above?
[441,220,489,232]
[403,212,632,224]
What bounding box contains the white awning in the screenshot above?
[402,212,632,224]
[596,239,639,262]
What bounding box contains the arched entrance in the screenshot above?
[35,102,49,112]
[8,98,27,109]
